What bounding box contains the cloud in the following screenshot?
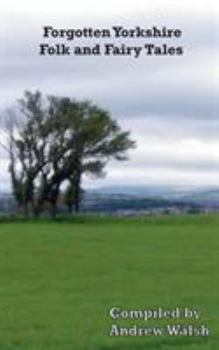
[0,1,218,188]
[0,13,217,118]
[1,0,218,16]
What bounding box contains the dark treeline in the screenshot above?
[2,91,135,217]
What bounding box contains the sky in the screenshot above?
[0,0,218,190]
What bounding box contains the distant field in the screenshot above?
[0,215,218,350]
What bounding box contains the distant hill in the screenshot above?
[88,185,196,198]
[82,185,219,212]
[180,190,219,209]
[1,185,219,214]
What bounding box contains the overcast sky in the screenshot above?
[0,0,218,190]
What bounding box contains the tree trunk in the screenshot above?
[74,170,81,213]
[24,202,29,217]
[50,202,57,218]
[74,190,80,213]
[67,203,73,215]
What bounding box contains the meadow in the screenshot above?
[0,215,218,350]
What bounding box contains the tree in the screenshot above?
[8,91,49,215]
[2,91,136,216]
[51,98,136,212]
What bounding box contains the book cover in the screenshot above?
[0,1,218,349]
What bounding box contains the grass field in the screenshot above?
[0,215,218,350]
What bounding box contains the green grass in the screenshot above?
[0,215,218,350]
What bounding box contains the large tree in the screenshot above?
[53,98,136,212]
[3,91,135,216]
[6,91,48,215]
